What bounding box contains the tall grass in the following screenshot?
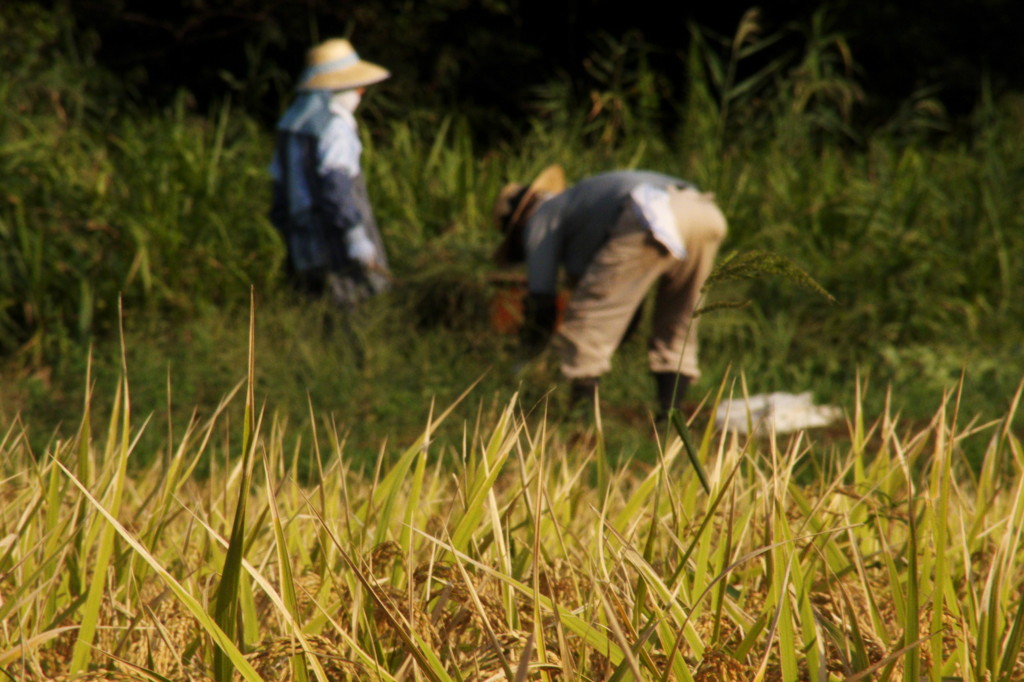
[2,332,1023,679]
[0,87,280,363]
[2,3,1023,463]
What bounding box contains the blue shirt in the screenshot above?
[268,91,386,274]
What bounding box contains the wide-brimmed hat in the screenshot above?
[297,38,390,91]
[494,164,566,231]
[492,164,566,263]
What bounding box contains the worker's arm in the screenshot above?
[317,117,380,268]
[520,292,558,354]
[521,208,562,354]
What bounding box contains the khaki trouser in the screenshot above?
[556,187,727,380]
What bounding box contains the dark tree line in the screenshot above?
[48,0,1024,136]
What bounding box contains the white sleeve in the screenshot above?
[629,184,686,259]
[317,115,362,177]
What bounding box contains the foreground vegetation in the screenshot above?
[2,319,1023,680]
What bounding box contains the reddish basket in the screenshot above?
[489,280,568,334]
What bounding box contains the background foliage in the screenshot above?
[57,0,1024,132]
[1,1,1022,465]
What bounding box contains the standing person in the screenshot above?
[269,38,391,309]
[493,165,727,418]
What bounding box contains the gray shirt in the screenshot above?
[524,170,693,295]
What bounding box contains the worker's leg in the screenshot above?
[558,209,673,380]
[648,188,727,380]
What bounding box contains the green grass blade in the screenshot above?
[211,292,259,682]
[449,398,517,554]
[996,586,1024,682]
[69,304,132,674]
[53,458,266,681]
[262,450,312,682]
[903,470,921,682]
[671,409,710,495]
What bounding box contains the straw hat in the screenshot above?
[493,164,566,233]
[297,38,390,91]
[493,164,567,263]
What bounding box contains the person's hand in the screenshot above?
[346,225,378,267]
[520,292,558,354]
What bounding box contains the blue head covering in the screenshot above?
[277,90,335,136]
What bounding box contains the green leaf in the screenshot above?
[211,293,259,682]
[671,409,710,495]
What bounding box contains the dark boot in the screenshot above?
[569,377,600,413]
[654,372,691,419]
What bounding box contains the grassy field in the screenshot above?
[2,6,1024,679]
[2,317,1023,680]
[3,6,1023,463]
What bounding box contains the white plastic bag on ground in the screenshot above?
[714,391,842,436]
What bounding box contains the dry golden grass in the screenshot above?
[2,374,1023,681]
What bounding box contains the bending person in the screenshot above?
[494,165,727,418]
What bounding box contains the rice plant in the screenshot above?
[2,310,1023,680]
